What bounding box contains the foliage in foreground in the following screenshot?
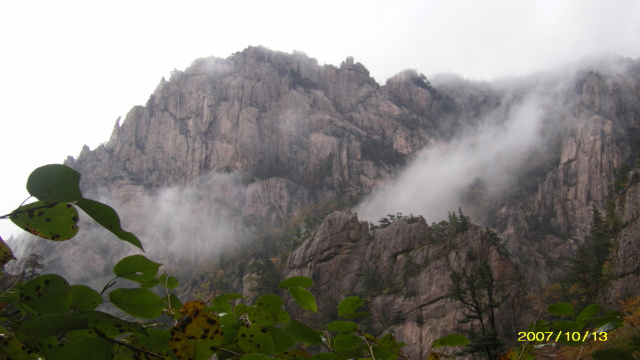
[0,164,468,360]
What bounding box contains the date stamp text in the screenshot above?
[517,331,607,342]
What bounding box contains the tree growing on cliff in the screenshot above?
[450,260,506,360]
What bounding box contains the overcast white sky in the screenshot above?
[1,0,639,238]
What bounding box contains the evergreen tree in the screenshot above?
[562,247,600,305]
[22,253,45,280]
[457,207,471,232]
[450,261,506,360]
[248,258,281,294]
[561,205,614,308]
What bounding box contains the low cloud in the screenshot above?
[356,91,550,224]
[10,171,250,287]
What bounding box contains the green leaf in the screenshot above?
[288,286,317,313]
[338,296,365,317]
[331,333,361,351]
[138,277,160,288]
[222,322,240,344]
[74,310,146,337]
[144,328,173,355]
[311,353,343,360]
[327,321,359,333]
[266,325,296,353]
[108,288,164,319]
[547,302,575,317]
[375,333,405,359]
[341,311,373,319]
[278,276,313,289]
[26,164,82,202]
[42,330,112,360]
[275,309,291,324]
[19,274,73,314]
[10,201,79,241]
[76,198,143,250]
[234,323,274,354]
[212,297,232,314]
[212,293,244,313]
[577,303,601,322]
[592,311,624,328]
[431,334,470,348]
[166,293,183,311]
[241,354,269,360]
[592,348,635,360]
[527,319,550,332]
[159,273,179,290]
[69,285,103,311]
[372,344,398,360]
[275,349,311,359]
[284,320,322,345]
[255,294,284,309]
[113,255,161,282]
[249,306,278,326]
[551,320,585,333]
[0,329,39,359]
[595,321,623,333]
[17,314,88,344]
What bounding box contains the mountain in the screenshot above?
[11,46,640,357]
[18,46,451,279]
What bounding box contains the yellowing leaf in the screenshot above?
[0,327,38,359]
[170,301,224,360]
[0,236,16,267]
[10,201,79,241]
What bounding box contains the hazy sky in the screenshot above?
[1,0,639,237]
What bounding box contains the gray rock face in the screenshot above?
[12,47,640,358]
[284,212,522,359]
[33,46,447,283]
[605,169,640,299]
[69,46,442,222]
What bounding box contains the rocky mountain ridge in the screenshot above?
[10,46,640,358]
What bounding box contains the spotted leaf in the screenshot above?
[74,310,146,337]
[0,236,16,267]
[10,201,79,241]
[169,301,224,360]
[0,326,39,360]
[235,323,274,355]
[18,274,73,314]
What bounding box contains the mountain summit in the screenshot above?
[14,46,640,357]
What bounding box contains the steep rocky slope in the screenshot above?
[605,169,640,300]
[10,48,640,356]
[488,63,640,287]
[283,212,523,359]
[17,46,453,280]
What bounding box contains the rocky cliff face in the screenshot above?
[12,47,640,356]
[483,62,640,287]
[284,212,523,359]
[19,46,452,281]
[67,47,451,227]
[605,169,640,300]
